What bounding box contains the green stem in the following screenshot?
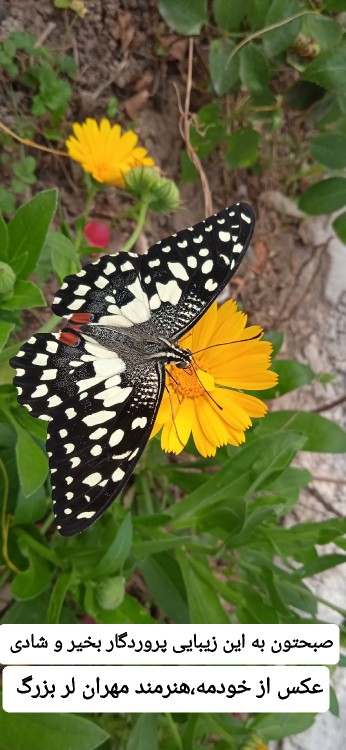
[316,596,346,618]
[122,201,149,253]
[165,714,183,750]
[38,314,61,334]
[139,472,154,515]
[40,510,56,535]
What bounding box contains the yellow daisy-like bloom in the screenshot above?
[66,118,154,188]
[151,299,278,457]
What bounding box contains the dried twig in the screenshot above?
[313,394,346,414]
[174,38,213,217]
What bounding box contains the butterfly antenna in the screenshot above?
[191,331,262,355]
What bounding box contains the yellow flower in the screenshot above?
[66,118,154,187]
[151,299,278,457]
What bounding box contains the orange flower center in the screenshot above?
[168,360,215,399]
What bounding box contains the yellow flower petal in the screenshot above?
[66,118,154,186]
[152,297,278,456]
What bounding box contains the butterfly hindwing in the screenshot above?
[11,331,164,535]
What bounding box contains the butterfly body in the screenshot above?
[11,203,255,535]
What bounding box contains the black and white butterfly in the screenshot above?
[11,203,255,536]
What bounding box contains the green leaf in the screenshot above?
[11,548,52,600]
[0,321,14,352]
[126,714,158,750]
[292,553,346,578]
[157,0,207,35]
[177,551,229,623]
[190,102,225,158]
[309,133,346,169]
[255,411,346,452]
[45,230,80,284]
[0,711,111,750]
[246,0,272,30]
[252,712,315,740]
[0,279,46,310]
[225,128,260,169]
[213,0,246,31]
[47,570,74,624]
[14,486,48,525]
[299,177,346,215]
[91,513,133,579]
[263,0,301,58]
[141,552,190,623]
[333,211,346,243]
[239,43,270,94]
[303,42,346,95]
[7,189,58,279]
[180,150,199,184]
[264,330,283,357]
[0,211,9,261]
[302,14,342,52]
[14,422,49,496]
[209,39,240,96]
[0,188,15,215]
[170,432,305,522]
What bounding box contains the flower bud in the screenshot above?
[125,167,180,213]
[0,261,16,301]
[95,576,125,611]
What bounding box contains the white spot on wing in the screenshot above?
[83,473,102,487]
[219,231,231,242]
[83,410,116,426]
[167,262,189,281]
[132,416,147,429]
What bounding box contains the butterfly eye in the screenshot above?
[176,360,189,369]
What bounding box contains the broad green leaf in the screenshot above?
[190,102,225,158]
[0,711,111,750]
[157,0,207,35]
[263,0,301,58]
[8,189,57,279]
[126,714,158,750]
[299,177,346,215]
[0,211,9,261]
[302,14,342,52]
[209,39,240,96]
[303,42,346,95]
[196,496,246,537]
[0,321,14,352]
[325,0,346,9]
[226,128,260,169]
[45,230,80,284]
[1,592,52,624]
[11,548,52,600]
[333,211,346,243]
[14,422,49,496]
[213,0,246,31]
[239,43,270,94]
[141,552,190,623]
[274,578,317,615]
[264,330,283,357]
[91,513,133,578]
[252,712,316,740]
[14,486,48,525]
[309,133,346,169]
[180,151,199,184]
[47,570,74,624]
[0,279,46,310]
[12,405,48,442]
[170,432,305,521]
[177,550,229,623]
[255,410,346,452]
[246,0,272,30]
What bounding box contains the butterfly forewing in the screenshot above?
[11,203,255,535]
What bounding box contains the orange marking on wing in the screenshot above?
[70,312,93,324]
[59,331,80,346]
